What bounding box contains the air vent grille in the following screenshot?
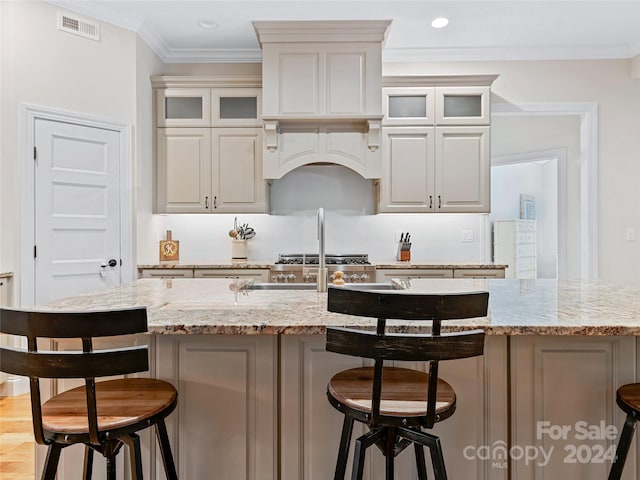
[57,11,101,41]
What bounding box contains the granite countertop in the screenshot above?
[138,261,273,269]
[138,262,506,270]
[37,278,640,336]
[373,263,507,269]
[0,272,13,279]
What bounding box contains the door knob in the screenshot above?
[108,259,118,267]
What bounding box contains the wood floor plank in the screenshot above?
[0,394,34,479]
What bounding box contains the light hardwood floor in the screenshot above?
[0,394,34,480]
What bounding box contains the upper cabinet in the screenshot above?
[152,76,268,214]
[378,75,497,213]
[253,21,391,179]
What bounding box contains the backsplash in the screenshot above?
[139,212,490,264]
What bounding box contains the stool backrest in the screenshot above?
[0,307,149,446]
[326,287,488,427]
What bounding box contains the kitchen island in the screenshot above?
[36,278,640,480]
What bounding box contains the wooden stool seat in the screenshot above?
[42,378,177,436]
[609,383,640,479]
[615,383,640,417]
[328,367,455,420]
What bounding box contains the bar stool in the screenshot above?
[325,285,488,480]
[0,307,178,480]
[608,383,640,479]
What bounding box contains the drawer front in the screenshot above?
[376,269,454,282]
[140,269,194,278]
[516,244,536,257]
[453,268,506,279]
[515,257,537,271]
[194,269,269,281]
[514,221,536,233]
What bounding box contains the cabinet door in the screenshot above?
[156,335,277,480]
[511,336,636,480]
[435,86,490,125]
[212,88,262,127]
[281,335,509,480]
[383,87,435,126]
[212,128,268,213]
[435,126,490,213]
[157,88,211,127]
[0,277,10,306]
[156,128,212,213]
[378,127,435,213]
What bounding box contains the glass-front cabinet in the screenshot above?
[157,88,211,127]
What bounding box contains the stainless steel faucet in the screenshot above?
[317,207,327,292]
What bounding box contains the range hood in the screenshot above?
[253,20,392,179]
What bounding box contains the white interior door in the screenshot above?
[34,118,121,305]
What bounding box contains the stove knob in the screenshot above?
[287,274,296,283]
[351,274,362,282]
[360,273,370,282]
[277,273,286,283]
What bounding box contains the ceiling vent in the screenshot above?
[57,11,101,42]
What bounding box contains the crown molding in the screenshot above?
[383,44,635,63]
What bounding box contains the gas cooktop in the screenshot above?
[275,254,370,265]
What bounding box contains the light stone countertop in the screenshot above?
[137,262,506,270]
[0,272,13,279]
[36,278,640,336]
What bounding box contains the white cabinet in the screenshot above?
[153,77,268,214]
[377,125,490,213]
[156,335,278,480]
[435,126,491,213]
[493,220,537,279]
[139,268,194,279]
[281,334,509,480]
[156,88,211,127]
[194,269,269,281]
[0,276,10,306]
[510,336,636,480]
[211,128,267,213]
[156,125,267,214]
[254,20,390,180]
[255,21,389,119]
[453,268,506,279]
[378,76,496,213]
[156,86,261,128]
[157,127,211,213]
[376,268,453,282]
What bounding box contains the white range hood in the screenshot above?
[253,20,392,179]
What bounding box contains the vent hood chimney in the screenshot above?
[253,20,392,179]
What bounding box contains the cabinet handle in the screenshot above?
[214,196,217,209]
[205,196,209,209]
[438,195,442,209]
[429,195,433,209]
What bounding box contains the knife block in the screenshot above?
[397,242,411,262]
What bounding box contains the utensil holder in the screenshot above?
[231,239,248,260]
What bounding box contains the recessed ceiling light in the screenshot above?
[197,19,218,30]
[431,17,449,29]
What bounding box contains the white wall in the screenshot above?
[0,1,138,303]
